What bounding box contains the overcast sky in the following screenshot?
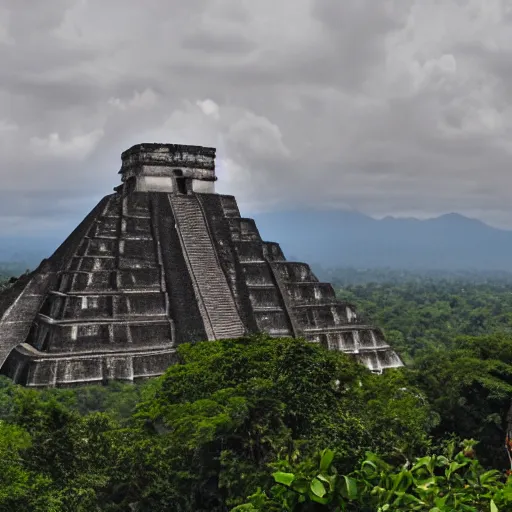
[1,0,512,236]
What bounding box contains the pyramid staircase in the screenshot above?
[168,194,245,339]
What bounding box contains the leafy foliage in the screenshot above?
[235,440,512,511]
[335,278,512,468]
[336,279,512,361]
[0,270,511,509]
[120,335,433,510]
[0,335,434,510]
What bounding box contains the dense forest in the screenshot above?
[1,269,512,510]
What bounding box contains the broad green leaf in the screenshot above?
[361,460,378,475]
[446,461,467,479]
[310,478,326,498]
[397,493,425,506]
[480,470,500,485]
[490,500,498,512]
[291,477,309,494]
[309,493,330,505]
[317,473,337,491]
[415,477,436,490]
[434,495,448,508]
[392,470,413,493]
[273,472,295,487]
[435,456,450,467]
[412,456,432,472]
[343,475,358,500]
[320,449,335,472]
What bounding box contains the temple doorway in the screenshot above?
[174,169,188,194]
[176,178,187,194]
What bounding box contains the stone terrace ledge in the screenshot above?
[118,143,218,194]
[119,143,217,178]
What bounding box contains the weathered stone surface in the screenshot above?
[0,143,403,387]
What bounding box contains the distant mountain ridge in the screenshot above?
[1,211,512,274]
[381,212,490,228]
[251,210,512,272]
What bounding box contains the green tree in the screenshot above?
[411,333,512,469]
[105,335,433,510]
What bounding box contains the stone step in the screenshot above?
[170,195,245,339]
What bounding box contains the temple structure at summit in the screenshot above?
[0,143,403,387]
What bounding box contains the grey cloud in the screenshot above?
[181,30,256,54]
[310,0,410,89]
[0,0,512,235]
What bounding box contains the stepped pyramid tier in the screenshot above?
[0,143,403,387]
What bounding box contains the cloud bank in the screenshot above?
[1,0,512,234]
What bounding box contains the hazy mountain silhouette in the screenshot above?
[252,210,512,271]
[1,211,512,273]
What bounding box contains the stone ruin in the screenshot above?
[0,143,403,387]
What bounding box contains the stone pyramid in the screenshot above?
[0,143,403,387]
